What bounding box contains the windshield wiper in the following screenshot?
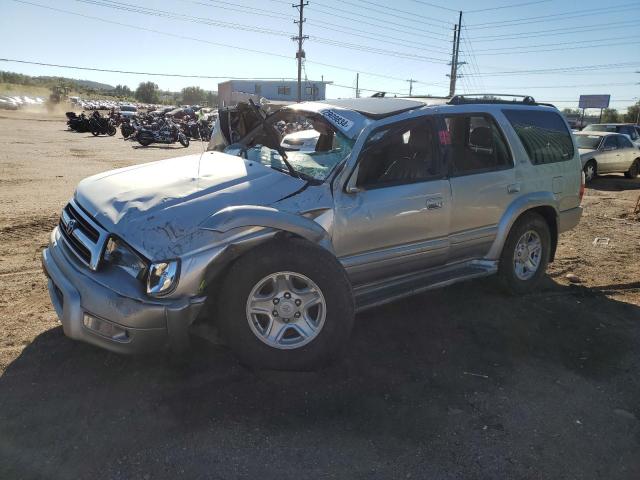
[248,99,300,179]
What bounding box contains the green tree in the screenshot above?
[623,102,640,124]
[181,86,206,105]
[206,90,218,107]
[562,108,581,116]
[601,108,620,123]
[135,81,159,103]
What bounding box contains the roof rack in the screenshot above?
[448,94,555,108]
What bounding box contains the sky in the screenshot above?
[1,0,639,111]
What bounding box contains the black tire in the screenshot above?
[217,238,355,370]
[497,212,551,295]
[583,160,597,183]
[624,159,639,179]
[137,133,153,147]
[108,125,116,136]
[91,130,100,137]
[179,135,189,148]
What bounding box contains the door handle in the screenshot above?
[507,183,521,194]
[426,198,443,210]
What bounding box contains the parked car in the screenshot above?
[118,104,138,119]
[582,123,640,148]
[280,128,321,151]
[42,95,583,370]
[574,131,640,182]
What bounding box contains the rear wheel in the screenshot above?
[624,159,639,179]
[179,135,189,148]
[137,133,153,146]
[497,212,551,295]
[91,130,100,137]
[217,238,354,370]
[108,124,116,136]
[583,160,597,182]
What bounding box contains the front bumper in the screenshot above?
[42,228,205,354]
[558,206,583,233]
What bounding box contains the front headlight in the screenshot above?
[103,237,147,280]
[147,260,180,296]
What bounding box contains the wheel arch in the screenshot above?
[487,193,559,262]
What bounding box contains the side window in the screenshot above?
[603,136,618,150]
[444,114,512,175]
[356,118,439,188]
[503,109,574,165]
[622,126,639,141]
[618,135,634,149]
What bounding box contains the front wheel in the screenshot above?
[108,124,116,136]
[217,239,355,370]
[583,160,597,183]
[497,212,551,295]
[137,133,153,146]
[624,159,639,179]
[179,135,189,148]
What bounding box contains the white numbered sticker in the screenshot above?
[322,110,354,132]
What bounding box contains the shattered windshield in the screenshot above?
[224,109,355,181]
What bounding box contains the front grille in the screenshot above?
[58,199,108,270]
[65,203,99,242]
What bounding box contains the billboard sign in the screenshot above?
[578,94,610,109]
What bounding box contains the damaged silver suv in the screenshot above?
[42,95,583,370]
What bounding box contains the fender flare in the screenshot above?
[200,205,334,252]
[485,192,559,261]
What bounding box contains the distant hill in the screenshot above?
[0,71,114,92]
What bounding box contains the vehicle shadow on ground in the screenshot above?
[131,145,190,150]
[1,278,639,479]
[588,175,640,192]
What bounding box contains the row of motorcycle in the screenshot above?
[66,111,214,148]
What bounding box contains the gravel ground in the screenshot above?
[0,110,639,480]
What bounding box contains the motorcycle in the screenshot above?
[89,112,116,136]
[66,112,91,133]
[137,119,189,147]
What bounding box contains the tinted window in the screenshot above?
[618,135,634,148]
[503,109,574,164]
[575,135,601,150]
[603,136,618,150]
[444,114,511,174]
[357,118,439,188]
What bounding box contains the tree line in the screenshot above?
[562,104,640,124]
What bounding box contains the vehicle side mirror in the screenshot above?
[345,185,361,194]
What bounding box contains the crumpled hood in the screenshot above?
[75,151,305,258]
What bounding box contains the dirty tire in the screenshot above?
[217,238,354,371]
[108,125,116,136]
[583,160,597,183]
[179,135,189,148]
[497,212,551,295]
[624,159,639,179]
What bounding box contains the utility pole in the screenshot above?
[448,11,464,98]
[407,78,416,96]
[292,0,309,103]
[356,73,360,98]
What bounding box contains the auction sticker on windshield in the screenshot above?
[322,110,354,133]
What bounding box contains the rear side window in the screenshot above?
[618,135,634,148]
[503,110,574,164]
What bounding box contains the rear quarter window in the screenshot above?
[503,109,574,165]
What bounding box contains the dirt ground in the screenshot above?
[1,109,639,480]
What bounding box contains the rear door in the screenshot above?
[616,135,638,171]
[442,113,515,261]
[599,135,620,173]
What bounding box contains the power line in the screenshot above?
[316,0,452,29]
[465,0,550,13]
[0,58,297,80]
[466,2,639,29]
[468,20,639,41]
[464,62,640,77]
[469,35,633,52]
[72,0,452,64]
[409,0,458,13]
[472,40,640,56]
[11,0,448,89]
[347,0,451,24]
[307,2,451,38]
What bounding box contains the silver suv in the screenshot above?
[42,95,583,370]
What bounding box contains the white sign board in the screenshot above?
[578,95,610,109]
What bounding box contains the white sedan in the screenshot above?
[280,129,320,152]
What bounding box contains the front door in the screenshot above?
[333,116,450,284]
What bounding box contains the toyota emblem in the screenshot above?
[65,219,77,235]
